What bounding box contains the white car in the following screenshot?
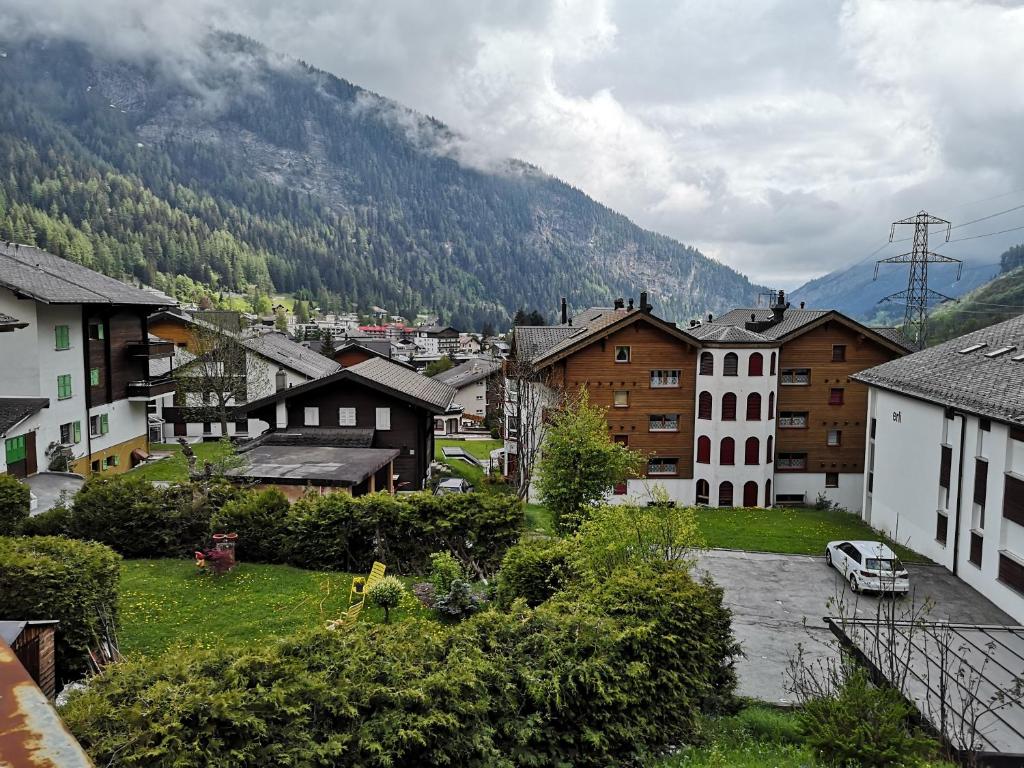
[825,540,910,595]
[434,478,473,495]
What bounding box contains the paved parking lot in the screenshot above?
[696,549,1016,704]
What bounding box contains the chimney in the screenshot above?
[560,297,567,324]
[275,368,288,392]
[771,290,790,325]
[800,301,805,309]
[639,291,651,313]
[707,313,713,322]
[627,298,634,310]
[614,298,625,310]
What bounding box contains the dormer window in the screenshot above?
[985,346,1016,358]
[959,343,987,354]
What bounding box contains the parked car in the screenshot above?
[434,477,473,495]
[825,540,910,595]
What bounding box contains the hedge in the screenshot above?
[496,536,574,608]
[62,564,738,767]
[0,536,120,682]
[0,474,31,535]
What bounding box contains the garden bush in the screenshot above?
[210,488,291,563]
[429,551,463,595]
[799,667,932,767]
[18,502,71,536]
[496,536,574,608]
[367,575,406,623]
[0,536,120,681]
[0,473,31,535]
[68,476,209,557]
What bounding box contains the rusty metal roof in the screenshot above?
[0,639,92,767]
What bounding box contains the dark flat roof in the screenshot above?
[226,445,400,486]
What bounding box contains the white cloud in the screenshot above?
[2,0,1024,286]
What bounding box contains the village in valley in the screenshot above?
[3,5,1024,768]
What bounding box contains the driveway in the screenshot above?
[696,549,1015,704]
[24,472,84,514]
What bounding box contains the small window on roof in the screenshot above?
[958,343,987,354]
[1011,353,1024,362]
[985,346,1016,358]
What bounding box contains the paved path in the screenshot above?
[25,472,83,514]
[696,549,1015,704]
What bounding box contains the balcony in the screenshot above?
[127,377,177,400]
[125,339,175,359]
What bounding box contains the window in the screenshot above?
[768,391,775,419]
[650,369,680,387]
[60,423,72,444]
[778,412,808,428]
[647,457,678,476]
[832,344,846,362]
[974,458,988,509]
[766,435,773,463]
[696,479,710,505]
[376,407,392,431]
[770,352,776,375]
[614,346,631,363]
[748,353,763,376]
[743,481,758,507]
[780,368,810,385]
[718,481,733,507]
[613,390,629,408]
[723,352,738,376]
[89,414,109,437]
[969,532,983,567]
[235,420,248,434]
[54,325,70,350]
[90,368,100,387]
[1003,475,1024,526]
[826,472,839,488]
[744,437,759,465]
[722,392,737,421]
[4,435,26,464]
[936,512,948,545]
[827,429,842,447]
[91,459,100,473]
[720,437,735,465]
[699,352,714,375]
[338,407,357,426]
[980,417,991,432]
[57,374,72,400]
[871,418,877,439]
[303,407,320,426]
[613,434,629,446]
[939,445,952,489]
[88,322,104,340]
[104,455,120,469]
[765,479,772,507]
[697,436,711,464]
[829,388,844,405]
[746,393,761,421]
[649,414,679,432]
[73,421,81,444]
[777,453,807,470]
[998,553,1024,595]
[698,391,712,419]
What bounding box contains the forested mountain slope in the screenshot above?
[0,34,764,328]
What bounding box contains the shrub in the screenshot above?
[799,667,932,767]
[429,551,463,595]
[0,536,120,681]
[68,477,208,557]
[496,536,574,608]
[434,580,486,619]
[18,502,71,537]
[210,488,291,563]
[0,474,31,535]
[368,576,406,623]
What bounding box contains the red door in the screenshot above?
[25,431,37,476]
[742,481,758,507]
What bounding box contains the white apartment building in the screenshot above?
[856,315,1024,623]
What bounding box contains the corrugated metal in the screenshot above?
[0,640,92,768]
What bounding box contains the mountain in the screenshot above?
[0,33,765,329]
[790,258,999,326]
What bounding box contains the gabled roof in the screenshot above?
[417,324,458,335]
[852,313,1024,425]
[0,397,49,436]
[687,324,770,343]
[236,356,457,415]
[512,326,578,361]
[0,242,174,306]
[522,308,700,369]
[243,332,342,379]
[432,358,501,388]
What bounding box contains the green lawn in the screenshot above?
[434,438,502,486]
[119,559,429,656]
[524,503,555,535]
[128,441,235,483]
[695,505,925,562]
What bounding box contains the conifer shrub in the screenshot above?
[496,536,574,608]
[209,488,291,563]
[0,473,31,535]
[0,535,120,681]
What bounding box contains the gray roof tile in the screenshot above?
[0,397,49,435]
[0,242,174,306]
[432,358,501,387]
[243,332,341,380]
[347,357,457,410]
[852,313,1024,424]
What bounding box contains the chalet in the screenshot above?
[148,310,339,442]
[415,324,460,357]
[433,358,502,428]
[506,291,910,510]
[853,314,1024,623]
[229,357,458,497]
[0,242,175,478]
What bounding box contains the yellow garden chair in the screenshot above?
[350,561,387,606]
[326,601,364,631]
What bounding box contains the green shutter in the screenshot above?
[113,455,120,467]
[98,323,104,340]
[90,368,100,386]
[100,413,109,435]
[55,325,70,350]
[73,421,81,444]
[57,374,72,400]
[5,435,26,464]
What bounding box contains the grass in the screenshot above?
[434,437,502,486]
[694,505,925,562]
[128,441,235,483]
[524,503,555,535]
[119,559,430,656]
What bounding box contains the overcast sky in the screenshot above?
[4,0,1024,287]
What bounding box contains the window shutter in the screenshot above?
[1003,475,1024,526]
[720,437,735,465]
[939,446,952,488]
[998,553,1024,595]
[73,421,81,444]
[722,393,737,420]
[744,437,759,465]
[746,393,761,420]
[376,407,391,431]
[718,482,733,507]
[698,392,712,419]
[699,352,714,375]
[723,353,738,376]
[973,459,988,507]
[697,436,711,463]
[100,413,109,435]
[748,353,763,376]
